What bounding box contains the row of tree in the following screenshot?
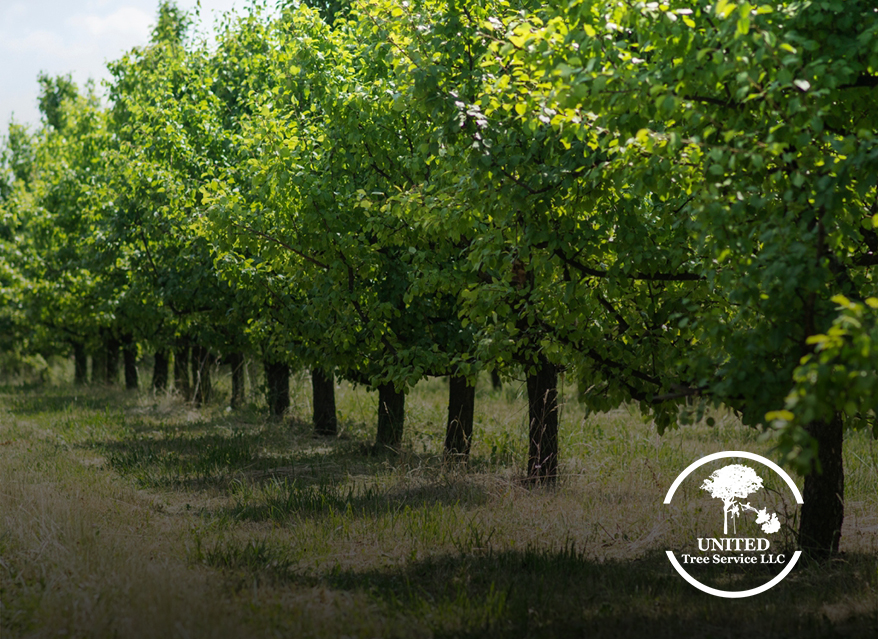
[2,0,877,557]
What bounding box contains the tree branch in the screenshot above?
[230,221,330,270]
[552,249,704,281]
[595,293,629,334]
[839,74,878,89]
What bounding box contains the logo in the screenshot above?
[664,451,803,598]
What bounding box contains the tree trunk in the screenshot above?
[799,412,844,557]
[152,350,169,392]
[526,357,559,484]
[376,382,405,447]
[445,375,475,461]
[264,360,289,418]
[174,340,191,401]
[122,335,138,390]
[229,352,245,410]
[92,338,107,385]
[246,357,259,400]
[491,369,502,391]
[312,368,337,436]
[192,344,212,406]
[73,341,87,386]
[106,335,120,386]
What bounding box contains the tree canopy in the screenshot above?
[1,0,876,555]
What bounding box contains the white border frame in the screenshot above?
[666,550,802,598]
[664,451,804,598]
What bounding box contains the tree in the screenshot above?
[486,0,878,550]
[150,0,191,45]
[203,3,484,447]
[7,1,873,550]
[701,464,764,535]
[37,73,78,132]
[349,0,574,476]
[769,294,878,552]
[2,77,120,384]
[104,0,257,403]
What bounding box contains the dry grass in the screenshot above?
[0,373,876,638]
[0,419,249,637]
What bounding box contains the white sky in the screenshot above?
[0,0,250,129]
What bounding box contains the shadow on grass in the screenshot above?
[86,414,469,503]
[225,477,490,523]
[214,544,878,639]
[81,403,494,522]
[89,418,376,488]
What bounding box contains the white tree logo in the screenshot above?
[701,464,781,535]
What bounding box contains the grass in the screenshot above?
[0,369,876,638]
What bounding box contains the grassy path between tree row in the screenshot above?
[0,379,876,637]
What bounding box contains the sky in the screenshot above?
[0,0,250,130]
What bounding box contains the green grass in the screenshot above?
[0,371,876,638]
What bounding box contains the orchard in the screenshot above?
[2,0,877,568]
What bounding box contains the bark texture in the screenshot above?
[799,413,844,557]
[376,382,405,447]
[311,368,337,436]
[229,352,245,410]
[122,335,138,390]
[444,375,475,461]
[173,341,191,401]
[105,335,120,386]
[92,338,107,385]
[264,360,290,418]
[73,341,88,386]
[191,344,212,406]
[526,358,559,484]
[152,350,169,392]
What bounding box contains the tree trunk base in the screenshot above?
[152,350,169,392]
[123,335,138,390]
[799,413,844,558]
[92,339,107,386]
[229,352,245,410]
[106,335,120,386]
[174,341,191,401]
[192,344,212,406]
[265,360,290,419]
[376,383,405,448]
[312,368,337,436]
[444,375,475,462]
[526,358,559,485]
[73,341,87,386]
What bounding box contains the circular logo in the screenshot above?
[664,451,803,598]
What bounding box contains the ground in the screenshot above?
[0,369,876,638]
